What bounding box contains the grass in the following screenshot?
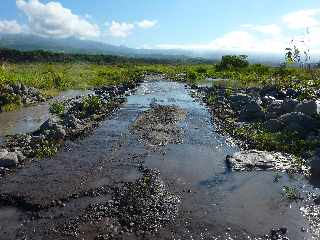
[282,186,301,200]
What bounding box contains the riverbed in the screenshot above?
[0,80,318,239]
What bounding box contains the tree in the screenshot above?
[216,55,249,71]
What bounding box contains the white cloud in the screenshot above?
[241,24,281,35]
[0,20,22,34]
[283,9,320,29]
[109,21,134,38]
[137,20,157,29]
[157,30,288,53]
[16,0,100,38]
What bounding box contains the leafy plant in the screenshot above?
[282,186,301,200]
[35,141,58,159]
[49,101,65,116]
[81,95,104,116]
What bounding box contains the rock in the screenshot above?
[226,150,293,171]
[0,149,9,158]
[260,85,285,99]
[295,100,320,116]
[20,84,27,94]
[15,151,26,162]
[0,152,19,168]
[262,95,276,105]
[12,83,21,94]
[281,99,299,113]
[39,118,59,132]
[266,100,283,116]
[64,114,82,129]
[310,148,320,178]
[239,101,265,121]
[279,112,319,136]
[39,118,66,140]
[265,119,284,132]
[285,88,299,98]
[228,93,251,110]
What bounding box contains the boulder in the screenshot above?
[226,150,292,171]
[265,99,298,120]
[228,93,251,110]
[279,112,319,136]
[285,88,299,98]
[260,85,285,99]
[310,149,320,178]
[295,100,320,116]
[265,119,284,132]
[39,118,66,140]
[239,101,265,121]
[281,99,299,113]
[261,95,276,105]
[0,151,19,168]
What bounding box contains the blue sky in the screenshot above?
[1,0,320,53]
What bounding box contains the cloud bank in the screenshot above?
[16,0,100,38]
[0,20,22,34]
[157,8,320,54]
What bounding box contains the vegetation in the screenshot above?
[81,95,104,116]
[282,186,301,201]
[232,123,320,158]
[49,101,65,116]
[35,140,58,159]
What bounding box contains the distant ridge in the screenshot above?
[0,33,285,64]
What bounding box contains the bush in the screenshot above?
[81,95,104,115]
[49,101,65,116]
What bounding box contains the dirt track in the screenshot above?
[0,80,318,240]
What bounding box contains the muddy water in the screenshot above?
[0,90,91,137]
[0,80,317,239]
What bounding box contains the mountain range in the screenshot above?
[0,34,285,64]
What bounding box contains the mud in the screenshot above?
[0,79,319,240]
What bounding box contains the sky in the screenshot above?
[1,0,320,54]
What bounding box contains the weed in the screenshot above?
[282,186,301,200]
[49,101,65,116]
[35,141,58,159]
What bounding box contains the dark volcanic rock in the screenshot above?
[239,101,265,121]
[279,112,319,136]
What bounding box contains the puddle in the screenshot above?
[0,89,91,137]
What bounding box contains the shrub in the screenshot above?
[81,95,104,115]
[49,101,65,116]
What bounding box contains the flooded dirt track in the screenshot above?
[0,80,318,239]
[0,90,91,137]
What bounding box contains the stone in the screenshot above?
[39,118,66,139]
[239,101,265,121]
[228,93,251,110]
[0,152,19,168]
[310,148,320,178]
[281,99,299,113]
[285,88,299,98]
[262,95,276,105]
[0,149,9,158]
[265,119,284,132]
[279,112,319,136]
[295,100,320,116]
[226,150,293,171]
